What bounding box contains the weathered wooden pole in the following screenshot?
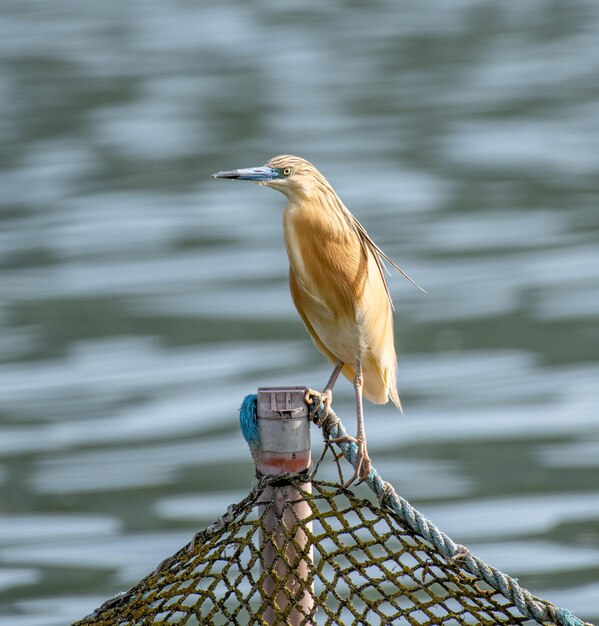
[255,387,314,626]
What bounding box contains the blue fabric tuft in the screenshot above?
[239,394,260,449]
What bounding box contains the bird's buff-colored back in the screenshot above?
[266,155,401,409]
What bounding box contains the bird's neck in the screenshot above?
[282,185,348,233]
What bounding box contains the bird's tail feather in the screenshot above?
[343,354,401,413]
[387,377,403,414]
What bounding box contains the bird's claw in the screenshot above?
[304,388,319,407]
[304,388,321,420]
[328,435,372,488]
[304,386,372,488]
[304,388,332,424]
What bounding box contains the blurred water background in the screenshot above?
[1,0,598,623]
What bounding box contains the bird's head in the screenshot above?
[212,155,323,201]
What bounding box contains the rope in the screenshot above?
[239,393,591,626]
[316,401,592,626]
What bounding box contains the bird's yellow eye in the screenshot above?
[283,167,292,176]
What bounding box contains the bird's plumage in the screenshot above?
[265,155,402,409]
[213,154,423,483]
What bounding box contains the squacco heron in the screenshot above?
[213,155,422,484]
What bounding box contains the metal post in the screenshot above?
[255,387,314,626]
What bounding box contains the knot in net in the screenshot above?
[75,474,576,626]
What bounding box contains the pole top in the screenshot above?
[257,387,309,419]
[255,387,311,475]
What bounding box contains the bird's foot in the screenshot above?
[328,435,372,488]
[304,388,332,425]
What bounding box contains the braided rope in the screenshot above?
[240,394,590,626]
[313,401,591,626]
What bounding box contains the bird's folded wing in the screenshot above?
[348,214,426,303]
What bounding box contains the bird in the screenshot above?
[212,155,423,485]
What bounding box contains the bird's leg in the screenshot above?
[305,360,344,422]
[321,359,344,413]
[352,359,371,483]
[329,359,371,487]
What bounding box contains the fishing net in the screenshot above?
[76,393,590,626]
[76,474,586,625]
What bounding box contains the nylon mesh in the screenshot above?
[75,477,549,625]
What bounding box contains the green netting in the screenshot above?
[75,394,592,626]
[76,475,578,626]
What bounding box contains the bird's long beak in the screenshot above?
[211,166,279,182]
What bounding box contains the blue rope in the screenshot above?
[557,608,588,626]
[239,394,260,449]
[307,400,592,626]
[237,392,590,625]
